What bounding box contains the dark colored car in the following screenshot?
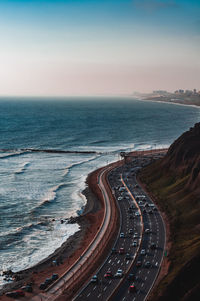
[129,283,136,293]
[52,273,59,281]
[150,243,156,249]
[119,247,125,254]
[145,261,151,268]
[136,260,142,267]
[104,271,112,279]
[111,248,117,254]
[39,283,47,290]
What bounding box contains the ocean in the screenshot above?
[0,97,200,287]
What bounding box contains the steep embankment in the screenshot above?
[139,123,200,301]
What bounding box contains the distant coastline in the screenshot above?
[137,92,200,108]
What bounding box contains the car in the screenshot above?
[135,212,140,216]
[129,214,134,219]
[144,203,149,207]
[119,247,125,254]
[111,247,117,254]
[149,210,153,214]
[150,243,156,249]
[132,241,137,247]
[91,275,98,283]
[104,271,112,279]
[44,278,53,285]
[153,206,157,211]
[126,253,132,260]
[114,269,123,278]
[120,232,125,238]
[141,249,146,255]
[133,233,139,239]
[145,228,150,234]
[143,209,146,214]
[144,261,151,268]
[129,283,136,293]
[52,273,59,281]
[128,229,133,235]
[39,282,47,290]
[136,260,142,267]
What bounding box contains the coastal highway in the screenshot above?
[74,154,166,301]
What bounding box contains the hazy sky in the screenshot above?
[0,0,200,96]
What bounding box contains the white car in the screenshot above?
[145,229,150,234]
[120,232,125,238]
[141,249,146,255]
[115,269,123,278]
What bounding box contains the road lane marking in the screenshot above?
[87,293,91,297]
[93,286,96,290]
[103,286,107,291]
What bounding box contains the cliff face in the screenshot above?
[139,122,200,301]
[161,122,200,194]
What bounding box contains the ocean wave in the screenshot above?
[0,150,29,159]
[63,154,100,177]
[15,162,30,175]
[30,183,67,214]
[0,219,50,250]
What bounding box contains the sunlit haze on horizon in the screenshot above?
[0,0,200,97]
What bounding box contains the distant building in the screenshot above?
[153,90,168,96]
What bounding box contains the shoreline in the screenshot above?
[0,168,105,298]
[140,97,200,109]
[0,148,168,300]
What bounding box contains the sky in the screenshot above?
[0,0,200,96]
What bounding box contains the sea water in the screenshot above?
[0,97,200,287]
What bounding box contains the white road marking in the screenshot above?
[117,260,120,264]
[87,293,91,297]
[108,259,111,263]
[93,286,96,290]
[103,286,107,291]
[97,294,101,298]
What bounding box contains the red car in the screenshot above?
[129,283,136,293]
[104,271,112,279]
[119,247,125,254]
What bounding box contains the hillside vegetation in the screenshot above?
[139,123,200,300]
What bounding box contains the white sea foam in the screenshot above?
[0,221,79,288]
[15,161,30,174]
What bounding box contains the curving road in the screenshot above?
[74,154,166,301]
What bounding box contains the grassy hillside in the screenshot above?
[139,123,200,300]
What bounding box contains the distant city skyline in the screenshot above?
[0,0,200,96]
